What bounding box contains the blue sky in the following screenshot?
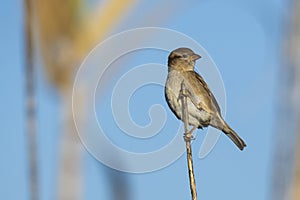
[0,0,289,200]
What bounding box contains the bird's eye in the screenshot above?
[182,54,188,58]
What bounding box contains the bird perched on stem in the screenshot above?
[165,47,246,150]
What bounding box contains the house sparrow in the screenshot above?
[165,47,246,150]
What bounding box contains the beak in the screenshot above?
[191,53,201,60]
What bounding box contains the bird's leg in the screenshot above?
[183,89,213,116]
[184,125,197,142]
[178,85,188,101]
[179,88,203,111]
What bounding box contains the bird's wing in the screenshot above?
[188,71,221,113]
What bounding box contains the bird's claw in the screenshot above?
[183,126,197,142]
[184,132,195,142]
[183,134,194,142]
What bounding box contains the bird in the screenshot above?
[165,47,246,150]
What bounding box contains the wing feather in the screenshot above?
[188,71,221,113]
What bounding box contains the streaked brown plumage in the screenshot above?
[165,47,246,150]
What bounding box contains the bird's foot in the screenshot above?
[184,126,197,142]
[183,133,194,142]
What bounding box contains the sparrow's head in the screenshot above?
[168,48,201,71]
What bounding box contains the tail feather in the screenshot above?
[222,122,246,151]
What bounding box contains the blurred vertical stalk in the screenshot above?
[34,1,137,199]
[289,0,300,199]
[58,90,83,200]
[105,168,132,200]
[272,0,300,199]
[25,0,39,200]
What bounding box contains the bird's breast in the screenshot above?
[165,70,210,127]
